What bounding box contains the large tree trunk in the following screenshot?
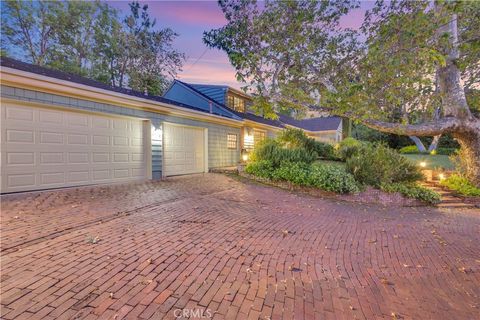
[409,136,427,152]
[360,10,480,186]
[452,122,480,187]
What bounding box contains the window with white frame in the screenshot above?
[227,133,238,149]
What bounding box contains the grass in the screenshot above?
[402,154,454,170]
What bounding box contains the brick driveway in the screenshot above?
[1,174,479,320]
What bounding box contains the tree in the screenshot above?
[1,0,63,65]
[204,0,480,185]
[123,1,184,95]
[2,0,184,95]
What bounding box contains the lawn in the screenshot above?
[317,155,454,171]
[402,154,454,170]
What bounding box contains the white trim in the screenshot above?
[204,128,209,173]
[0,67,244,127]
[144,120,153,180]
[161,121,208,176]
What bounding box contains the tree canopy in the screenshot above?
[204,0,480,185]
[1,0,185,95]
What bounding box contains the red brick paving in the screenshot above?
[1,173,479,319]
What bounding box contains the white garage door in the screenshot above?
[0,103,148,193]
[163,123,205,176]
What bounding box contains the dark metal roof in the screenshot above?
[0,57,240,120]
[178,80,340,131]
[188,84,228,105]
[278,114,341,131]
[178,81,284,128]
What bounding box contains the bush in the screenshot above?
[247,161,359,194]
[313,141,338,160]
[337,137,363,160]
[245,160,275,179]
[346,143,423,187]
[399,145,422,154]
[277,128,337,160]
[440,174,480,197]
[309,163,360,193]
[381,183,441,205]
[435,147,458,156]
[399,145,458,155]
[251,138,317,166]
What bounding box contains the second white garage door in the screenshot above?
[163,123,206,176]
[0,103,149,193]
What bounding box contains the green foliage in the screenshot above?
[346,143,423,187]
[381,183,441,205]
[245,160,275,179]
[1,0,184,95]
[399,145,422,154]
[250,139,317,167]
[399,145,458,155]
[277,128,337,160]
[247,161,359,194]
[440,174,480,197]
[337,137,363,160]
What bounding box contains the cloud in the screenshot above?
[144,1,226,27]
[178,59,242,89]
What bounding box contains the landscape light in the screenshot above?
[419,161,427,168]
[439,173,445,180]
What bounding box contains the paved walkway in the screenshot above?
[1,174,479,320]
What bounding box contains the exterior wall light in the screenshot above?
[241,148,249,162]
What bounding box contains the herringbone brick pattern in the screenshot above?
[1,174,479,319]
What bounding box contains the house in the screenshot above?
[0,57,342,194]
[164,80,344,149]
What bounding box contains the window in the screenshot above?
[253,130,266,145]
[227,94,246,113]
[227,133,238,149]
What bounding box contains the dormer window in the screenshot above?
[227,94,246,113]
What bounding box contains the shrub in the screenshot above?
[346,143,423,187]
[272,161,312,184]
[313,141,338,160]
[251,138,317,166]
[435,147,458,156]
[277,128,337,160]
[247,161,359,194]
[245,160,275,179]
[440,174,480,197]
[309,163,360,193]
[337,137,363,160]
[399,145,422,154]
[381,183,441,205]
[399,145,457,155]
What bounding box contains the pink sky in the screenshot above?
[108,1,373,89]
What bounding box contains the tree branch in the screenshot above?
[361,117,460,136]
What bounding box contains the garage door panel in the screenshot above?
[40,152,65,164]
[39,109,63,124]
[68,171,90,183]
[1,103,148,193]
[6,129,34,143]
[39,131,64,144]
[5,105,35,121]
[163,123,205,176]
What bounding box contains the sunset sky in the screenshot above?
[109,1,374,89]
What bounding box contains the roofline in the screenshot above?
[282,122,341,133]
[173,80,241,119]
[184,81,252,100]
[0,67,244,127]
